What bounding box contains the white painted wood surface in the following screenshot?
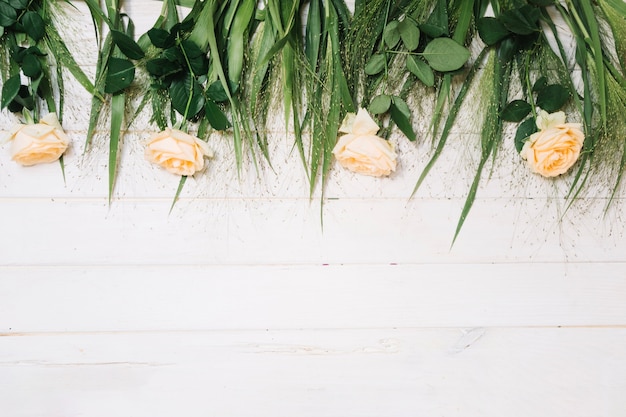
[1,1,625,416]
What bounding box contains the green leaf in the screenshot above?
[25,46,46,56]
[499,5,540,36]
[21,11,45,41]
[532,76,547,92]
[501,100,532,122]
[108,92,125,202]
[170,73,204,119]
[383,20,400,49]
[1,74,20,109]
[477,17,509,46]
[104,57,136,94]
[180,39,208,75]
[398,18,420,51]
[147,28,174,49]
[206,80,229,102]
[420,0,448,38]
[111,30,145,60]
[390,97,415,141]
[305,0,321,66]
[9,85,35,112]
[8,0,28,10]
[146,57,182,79]
[528,0,554,5]
[169,175,187,214]
[205,99,231,130]
[392,96,411,119]
[44,21,103,101]
[364,53,386,75]
[21,53,42,78]
[514,117,537,152]
[226,0,255,84]
[0,2,17,27]
[162,46,184,63]
[369,94,391,114]
[406,55,434,87]
[422,38,470,72]
[536,84,570,112]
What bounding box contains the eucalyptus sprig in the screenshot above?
[413,0,550,244]
[347,0,474,143]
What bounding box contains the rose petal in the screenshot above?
[351,108,380,136]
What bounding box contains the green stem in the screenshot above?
[523,52,536,119]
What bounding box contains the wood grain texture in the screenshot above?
[1,264,625,333]
[1,1,625,416]
[2,329,626,417]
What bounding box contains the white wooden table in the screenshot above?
[1,1,625,416]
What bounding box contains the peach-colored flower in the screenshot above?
[332,108,397,177]
[145,128,213,176]
[7,113,69,166]
[520,110,584,177]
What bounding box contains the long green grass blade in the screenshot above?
[203,0,245,170]
[170,175,187,214]
[575,0,607,128]
[412,47,489,196]
[428,0,475,139]
[249,20,276,115]
[45,23,103,101]
[108,92,125,202]
[451,47,509,246]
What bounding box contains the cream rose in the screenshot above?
[7,113,70,166]
[332,108,397,177]
[145,128,213,176]
[520,110,584,177]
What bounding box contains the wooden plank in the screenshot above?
[0,198,624,266]
[1,328,625,417]
[1,264,625,332]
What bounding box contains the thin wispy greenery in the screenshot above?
[3,0,626,243]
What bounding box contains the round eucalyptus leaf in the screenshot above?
[364,53,386,76]
[422,38,470,72]
[406,55,434,87]
[398,18,420,51]
[383,20,400,49]
[369,94,391,114]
